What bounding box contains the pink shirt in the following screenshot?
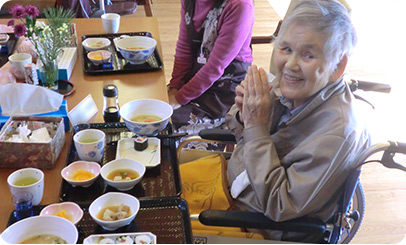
[169,0,255,105]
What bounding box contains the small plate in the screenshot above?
[116,137,160,167]
[83,232,156,244]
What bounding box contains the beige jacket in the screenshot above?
[225,80,370,240]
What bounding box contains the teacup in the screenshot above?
[8,53,32,80]
[73,129,105,162]
[7,168,44,206]
[101,13,120,34]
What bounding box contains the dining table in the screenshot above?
[0,17,192,243]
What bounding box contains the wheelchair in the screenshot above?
[177,80,405,243]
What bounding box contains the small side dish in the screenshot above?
[61,161,101,188]
[39,202,84,225]
[87,50,112,65]
[82,38,111,52]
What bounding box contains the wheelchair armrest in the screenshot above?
[199,210,327,234]
[199,129,236,143]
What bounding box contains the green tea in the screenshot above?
[79,138,98,143]
[13,177,39,186]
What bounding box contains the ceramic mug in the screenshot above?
[8,53,32,80]
[73,129,106,162]
[101,13,120,33]
[7,168,44,206]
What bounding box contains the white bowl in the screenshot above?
[89,192,140,231]
[1,216,78,244]
[61,161,101,187]
[120,99,173,136]
[82,37,111,52]
[87,50,112,65]
[40,202,84,225]
[101,158,146,191]
[116,36,157,64]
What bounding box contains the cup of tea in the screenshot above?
[7,168,44,206]
[11,192,34,221]
[101,13,120,33]
[8,53,32,80]
[73,129,106,162]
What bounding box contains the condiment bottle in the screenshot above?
[103,84,121,122]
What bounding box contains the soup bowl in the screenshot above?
[40,202,84,225]
[120,99,173,136]
[1,216,78,244]
[115,36,157,64]
[61,161,101,187]
[101,158,146,191]
[89,192,140,231]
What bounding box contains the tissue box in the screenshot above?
[0,100,70,132]
[37,47,78,81]
[58,47,78,81]
[0,116,65,169]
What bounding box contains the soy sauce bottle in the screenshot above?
[103,84,121,122]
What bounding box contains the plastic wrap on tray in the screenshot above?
[83,232,156,244]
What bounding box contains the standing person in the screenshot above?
[168,0,254,147]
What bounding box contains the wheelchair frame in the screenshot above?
[176,80,405,243]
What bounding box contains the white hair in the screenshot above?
[276,0,357,71]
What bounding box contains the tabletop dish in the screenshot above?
[1,215,78,244]
[116,137,161,168]
[89,192,140,231]
[87,50,112,65]
[7,197,193,244]
[115,36,157,65]
[61,161,101,187]
[101,158,146,191]
[83,232,157,244]
[60,123,182,205]
[120,99,173,136]
[81,32,163,75]
[82,37,111,51]
[39,202,84,225]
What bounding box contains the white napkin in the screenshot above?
[230,170,251,199]
[0,83,63,116]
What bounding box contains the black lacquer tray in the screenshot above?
[59,122,182,206]
[7,197,193,244]
[0,33,18,68]
[82,32,163,75]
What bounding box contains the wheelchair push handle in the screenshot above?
[390,141,406,155]
[348,79,391,93]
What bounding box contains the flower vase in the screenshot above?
[39,60,58,90]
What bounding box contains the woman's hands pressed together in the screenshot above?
[236,65,271,129]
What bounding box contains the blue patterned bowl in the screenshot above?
[116,36,157,65]
[120,99,173,136]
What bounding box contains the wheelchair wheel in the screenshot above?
[339,182,365,244]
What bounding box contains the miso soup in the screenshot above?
[130,114,162,123]
[19,234,67,244]
[107,168,139,181]
[14,177,39,186]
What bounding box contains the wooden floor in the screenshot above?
[126,0,406,243]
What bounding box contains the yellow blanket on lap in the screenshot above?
[180,153,264,239]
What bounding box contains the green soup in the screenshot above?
[14,177,39,186]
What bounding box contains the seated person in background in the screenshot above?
[224,0,369,241]
[168,0,254,145]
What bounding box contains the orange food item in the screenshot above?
[73,170,95,181]
[56,210,70,221]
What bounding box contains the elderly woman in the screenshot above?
[225,0,370,241]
